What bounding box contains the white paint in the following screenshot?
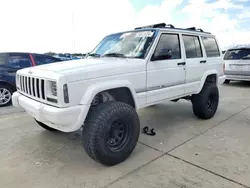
[12,27,225,132]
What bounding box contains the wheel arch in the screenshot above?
[80,80,139,109]
[196,70,218,94]
[0,80,16,92]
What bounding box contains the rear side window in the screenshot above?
[183,35,202,58]
[224,49,250,60]
[201,37,220,57]
[34,55,61,65]
[0,54,6,65]
[7,54,32,68]
[154,33,181,60]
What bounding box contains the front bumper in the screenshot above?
[225,74,250,81]
[12,92,90,132]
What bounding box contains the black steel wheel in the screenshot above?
[82,101,140,166]
[106,119,131,152]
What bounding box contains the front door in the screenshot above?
[3,53,32,85]
[146,32,186,104]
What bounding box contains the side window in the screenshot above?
[8,54,31,68]
[153,33,181,61]
[183,35,202,58]
[0,54,6,66]
[34,55,60,65]
[201,37,220,57]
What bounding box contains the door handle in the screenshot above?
[177,62,186,66]
[200,60,207,63]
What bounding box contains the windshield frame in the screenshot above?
[88,29,159,59]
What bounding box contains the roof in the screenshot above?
[135,23,211,34]
[226,44,250,50]
[108,23,214,37]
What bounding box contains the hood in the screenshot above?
[27,57,146,82]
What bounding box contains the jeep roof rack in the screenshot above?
[186,27,204,32]
[134,23,174,30]
[134,23,211,34]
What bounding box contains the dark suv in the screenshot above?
[0,52,62,107]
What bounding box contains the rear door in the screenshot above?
[4,53,32,85]
[224,48,250,76]
[181,34,205,94]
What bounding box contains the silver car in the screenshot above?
[223,46,250,84]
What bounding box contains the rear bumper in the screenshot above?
[225,74,250,81]
[12,92,90,132]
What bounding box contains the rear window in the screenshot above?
[201,37,220,57]
[224,48,250,60]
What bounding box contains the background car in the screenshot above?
[0,52,62,107]
[223,46,250,84]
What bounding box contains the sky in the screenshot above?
[1,0,250,53]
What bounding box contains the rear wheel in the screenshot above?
[0,85,12,107]
[35,119,58,131]
[191,84,219,119]
[224,79,230,84]
[82,101,140,166]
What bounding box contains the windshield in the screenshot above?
[89,30,156,59]
[224,48,250,60]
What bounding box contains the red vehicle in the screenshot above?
[0,52,62,107]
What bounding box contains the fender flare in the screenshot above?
[196,70,219,94]
[0,80,16,90]
[79,80,139,109]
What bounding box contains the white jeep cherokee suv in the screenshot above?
[12,23,225,166]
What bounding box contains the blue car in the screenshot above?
[0,52,61,107]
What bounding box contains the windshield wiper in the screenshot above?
[102,53,126,58]
[88,53,101,57]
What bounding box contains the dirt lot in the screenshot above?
[1,82,250,188]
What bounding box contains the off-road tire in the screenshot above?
[35,119,58,131]
[191,84,219,119]
[224,79,230,84]
[0,84,13,107]
[82,101,140,166]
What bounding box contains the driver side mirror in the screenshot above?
[151,49,172,61]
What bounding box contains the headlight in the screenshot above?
[49,81,57,96]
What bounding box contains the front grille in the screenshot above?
[19,75,46,100]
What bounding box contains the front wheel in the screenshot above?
[82,101,140,166]
[191,84,219,119]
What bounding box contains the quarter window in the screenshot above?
[153,33,181,61]
[201,37,220,57]
[34,55,61,65]
[183,35,202,58]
